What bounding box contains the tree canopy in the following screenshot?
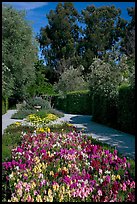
[2,4,38,100]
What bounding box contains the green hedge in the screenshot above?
[92,93,118,129]
[52,90,92,115]
[118,85,135,134]
[2,97,8,115]
[92,85,135,134]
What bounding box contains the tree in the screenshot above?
[88,55,134,100]
[120,7,135,57]
[2,4,38,101]
[53,65,88,93]
[37,2,80,75]
[27,60,55,97]
[80,5,127,72]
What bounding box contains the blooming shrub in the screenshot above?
[2,131,135,202]
[26,113,58,127]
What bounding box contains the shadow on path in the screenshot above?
[68,114,135,159]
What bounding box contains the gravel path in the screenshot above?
[2,110,135,159]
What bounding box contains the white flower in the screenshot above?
[99,169,103,175]
[98,178,103,184]
[105,170,111,174]
[9,172,14,179]
[16,166,19,171]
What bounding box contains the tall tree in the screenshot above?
[120,7,135,57]
[80,5,127,71]
[37,2,80,76]
[2,4,38,101]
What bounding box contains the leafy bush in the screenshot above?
[22,97,51,110]
[118,84,135,134]
[54,65,88,93]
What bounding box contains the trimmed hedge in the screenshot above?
[92,93,118,129]
[52,90,92,115]
[2,97,8,115]
[118,85,135,135]
[92,85,135,134]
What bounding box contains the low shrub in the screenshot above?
[24,97,51,110]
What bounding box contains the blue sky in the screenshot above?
[2,2,135,36]
[2,2,135,59]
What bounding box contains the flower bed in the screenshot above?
[26,113,58,127]
[2,131,135,202]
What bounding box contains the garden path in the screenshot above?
[2,109,23,135]
[2,110,135,159]
[51,113,135,159]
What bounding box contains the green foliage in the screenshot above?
[27,60,55,97]
[92,92,118,128]
[120,7,135,57]
[79,5,125,70]
[2,125,35,162]
[118,84,135,134]
[11,109,37,119]
[54,65,88,93]
[2,97,8,115]
[2,63,14,98]
[53,90,92,114]
[2,4,38,101]
[37,2,80,72]
[23,97,51,110]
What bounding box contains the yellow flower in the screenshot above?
[116,175,121,180]
[42,162,47,170]
[53,183,59,191]
[61,185,65,193]
[58,167,61,172]
[48,189,53,196]
[47,151,51,156]
[59,194,64,202]
[15,122,21,126]
[47,128,50,133]
[11,197,19,202]
[67,123,73,127]
[50,171,54,176]
[36,195,42,202]
[111,174,116,181]
[31,181,36,189]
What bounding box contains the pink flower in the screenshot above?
[130,181,135,189]
[98,190,102,196]
[122,183,127,191]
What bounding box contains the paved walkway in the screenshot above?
[2,110,135,159]
[51,114,135,159]
[2,110,23,135]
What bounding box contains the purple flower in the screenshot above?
[17,147,23,153]
[105,175,111,183]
